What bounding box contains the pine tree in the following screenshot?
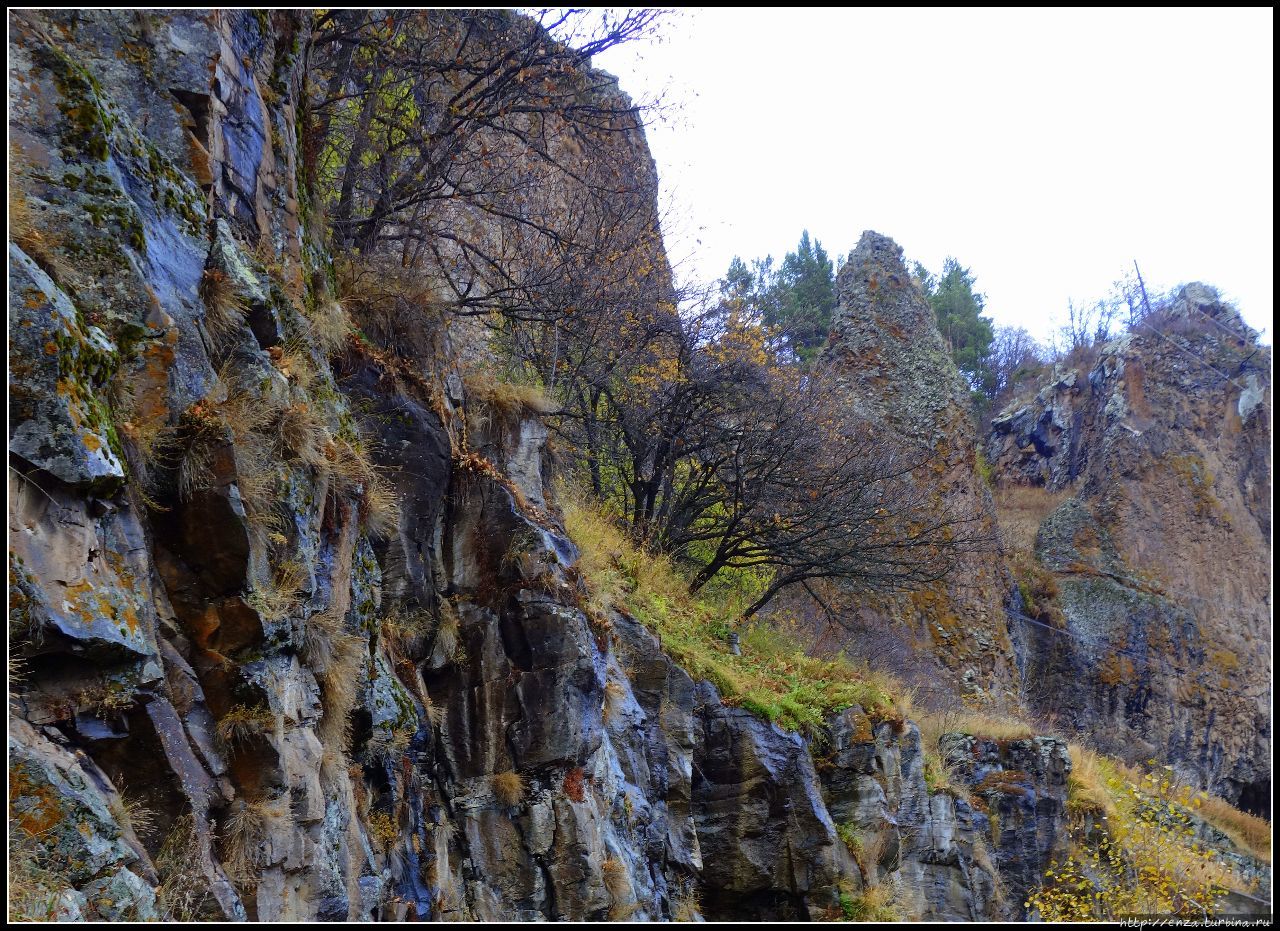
[920,257,996,397]
[767,231,836,362]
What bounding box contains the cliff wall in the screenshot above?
[8,10,1066,921]
[985,286,1271,812]
[6,9,1266,923]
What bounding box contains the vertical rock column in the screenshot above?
[824,231,1019,705]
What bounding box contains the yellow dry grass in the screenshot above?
[670,890,700,922]
[492,771,526,808]
[603,679,627,724]
[321,433,400,538]
[315,630,367,750]
[305,299,353,357]
[1197,793,1270,863]
[247,560,305,624]
[992,482,1070,557]
[10,183,72,285]
[199,267,249,349]
[154,813,218,920]
[601,857,630,899]
[219,797,275,884]
[463,371,560,428]
[434,600,461,662]
[215,703,273,749]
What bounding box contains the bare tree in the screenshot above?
[307,10,665,248]
[988,324,1047,399]
[527,296,991,619]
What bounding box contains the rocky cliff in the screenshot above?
[824,232,1019,707]
[7,10,1072,922]
[985,286,1271,814]
[7,9,1267,924]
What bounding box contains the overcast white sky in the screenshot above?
[593,8,1274,343]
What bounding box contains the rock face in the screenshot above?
[818,712,1069,921]
[985,288,1272,812]
[6,10,1261,925]
[824,231,1020,706]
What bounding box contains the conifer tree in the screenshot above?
[771,230,836,362]
[919,257,996,397]
[721,231,836,364]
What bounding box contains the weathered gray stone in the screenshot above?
[9,246,126,490]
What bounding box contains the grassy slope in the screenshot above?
[561,489,900,733]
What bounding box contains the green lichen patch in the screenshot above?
[9,247,126,490]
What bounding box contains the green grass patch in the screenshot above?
[562,488,902,733]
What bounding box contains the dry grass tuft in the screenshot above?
[381,609,432,657]
[334,256,454,366]
[315,631,367,750]
[322,435,370,491]
[272,340,320,394]
[492,771,526,808]
[236,444,286,542]
[76,680,138,719]
[369,724,414,763]
[155,813,218,920]
[608,901,642,921]
[320,433,400,537]
[216,703,274,750]
[277,399,329,468]
[920,708,1041,744]
[422,693,446,731]
[366,810,398,851]
[463,372,559,437]
[971,836,1007,906]
[173,362,284,528]
[838,877,903,921]
[302,605,345,673]
[670,889,701,922]
[363,474,401,539]
[601,857,630,900]
[1066,743,1119,818]
[174,399,227,501]
[603,679,627,724]
[7,822,75,922]
[220,798,273,883]
[199,267,249,348]
[11,184,71,284]
[1198,793,1270,863]
[247,560,305,624]
[434,601,461,662]
[108,783,157,844]
[842,825,892,878]
[306,299,353,357]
